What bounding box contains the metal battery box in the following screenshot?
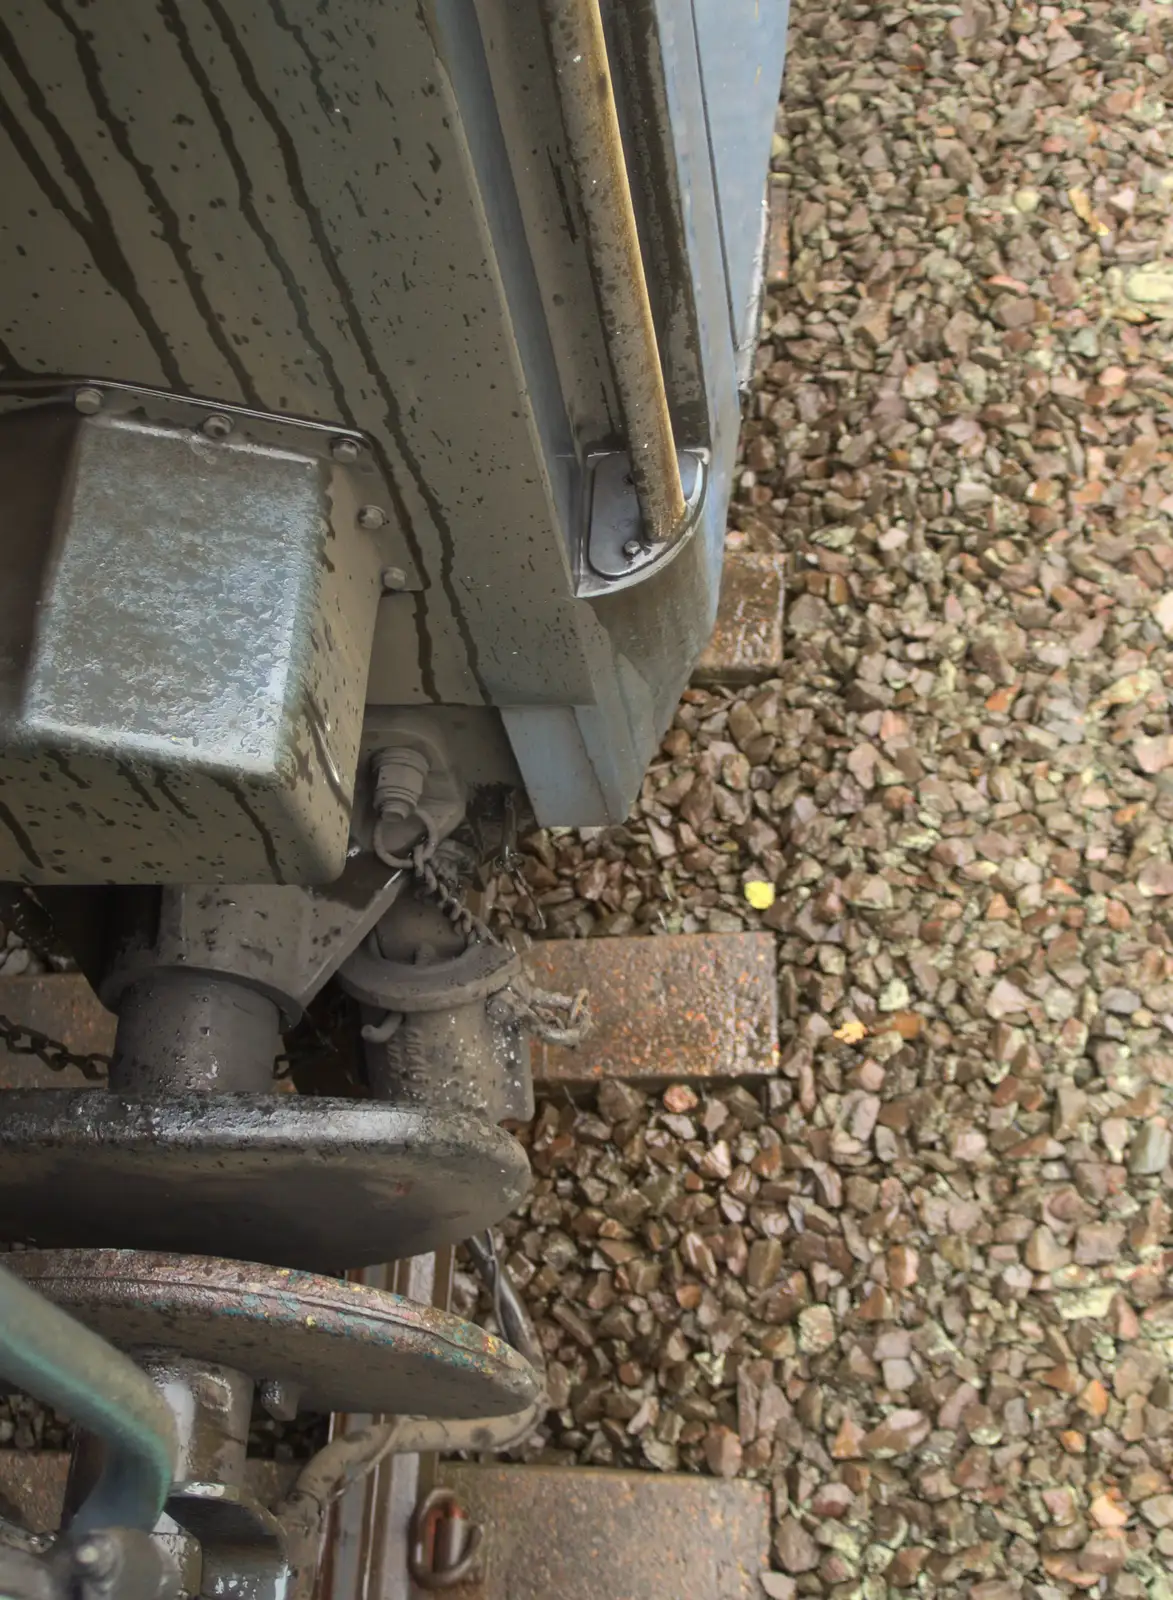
[0,386,384,883]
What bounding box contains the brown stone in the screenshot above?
[747,1237,784,1291]
[862,1409,931,1457]
[887,1245,919,1289]
[1025,1225,1070,1273]
[773,1517,818,1575]
[810,1483,854,1519]
[704,1424,743,1479]
[889,1548,929,1587]
[830,1417,866,1459]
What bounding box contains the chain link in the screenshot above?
[374,820,591,1048]
[0,1012,109,1081]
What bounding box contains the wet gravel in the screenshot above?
[476,2,1173,1594]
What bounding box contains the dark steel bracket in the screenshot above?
[577,446,709,597]
[337,941,518,1014]
[168,1485,289,1600]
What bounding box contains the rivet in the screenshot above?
[259,1377,301,1423]
[622,538,645,561]
[381,566,407,591]
[331,437,361,463]
[202,414,233,440]
[358,505,388,530]
[74,387,103,416]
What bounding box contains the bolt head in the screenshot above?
[358,504,388,531]
[201,413,233,440]
[331,436,361,463]
[73,1536,115,1578]
[74,387,104,416]
[381,566,407,591]
[259,1377,301,1422]
[622,538,645,562]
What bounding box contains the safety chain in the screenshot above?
[487,978,590,1050]
[0,1012,109,1081]
[374,821,591,1049]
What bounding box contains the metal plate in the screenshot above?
[690,0,791,374]
[581,449,708,594]
[0,1093,529,1272]
[8,1252,538,1420]
[0,383,386,886]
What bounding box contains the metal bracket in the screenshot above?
[168,1484,289,1600]
[337,940,518,1013]
[0,377,422,591]
[97,856,409,1025]
[577,447,709,598]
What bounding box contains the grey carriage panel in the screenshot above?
[692,0,791,368]
[0,1,597,712]
[0,1,772,827]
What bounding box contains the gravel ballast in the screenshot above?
[477,2,1173,1594]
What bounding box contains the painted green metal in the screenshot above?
[0,1262,176,1534]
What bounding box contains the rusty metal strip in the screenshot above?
[316,1252,451,1600]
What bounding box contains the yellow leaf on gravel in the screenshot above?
[744,880,775,910]
[834,1020,868,1044]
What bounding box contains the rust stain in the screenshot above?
[524,933,777,1085]
[694,552,785,686]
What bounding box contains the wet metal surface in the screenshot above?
[110,973,281,1095]
[0,1454,297,1538]
[10,1252,539,1422]
[97,865,407,1021]
[434,1465,770,1600]
[0,2,741,826]
[580,449,708,596]
[524,933,778,1084]
[0,1092,530,1270]
[0,384,383,885]
[693,553,786,686]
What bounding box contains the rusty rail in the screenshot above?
[539,0,686,550]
